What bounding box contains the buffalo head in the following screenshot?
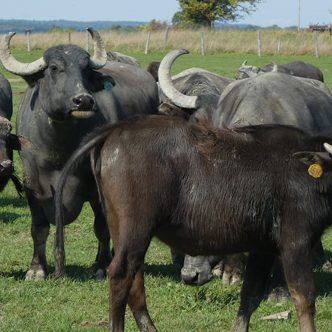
[235,60,279,80]
[0,28,111,122]
[158,49,225,123]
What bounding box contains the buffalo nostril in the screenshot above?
[72,96,82,106]
[72,94,95,109]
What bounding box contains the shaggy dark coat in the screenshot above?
[55,115,332,332]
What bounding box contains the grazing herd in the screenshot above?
[1,29,332,331]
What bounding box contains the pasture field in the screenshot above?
[7,29,332,56]
[1,47,332,331]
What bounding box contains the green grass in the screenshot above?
[1,49,332,331]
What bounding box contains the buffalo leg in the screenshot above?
[25,192,49,280]
[90,200,111,280]
[109,261,132,332]
[281,249,316,332]
[231,252,274,332]
[128,267,157,332]
[109,244,155,332]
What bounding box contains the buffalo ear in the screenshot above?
[8,134,32,151]
[293,151,325,165]
[90,71,116,93]
[293,151,332,178]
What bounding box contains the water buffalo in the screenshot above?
[0,73,21,193]
[0,28,158,280]
[164,49,332,289]
[235,60,324,81]
[55,115,332,332]
[107,51,140,67]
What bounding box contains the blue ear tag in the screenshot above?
[104,80,113,91]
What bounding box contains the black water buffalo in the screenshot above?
[0,73,21,193]
[55,115,332,332]
[235,60,324,81]
[158,49,233,123]
[107,51,140,67]
[0,28,158,279]
[164,49,332,287]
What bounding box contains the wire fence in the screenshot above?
[3,28,332,57]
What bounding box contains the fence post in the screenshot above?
[145,31,151,55]
[164,27,170,49]
[200,32,205,56]
[68,32,71,44]
[25,29,31,52]
[277,39,281,53]
[257,30,262,57]
[314,32,320,58]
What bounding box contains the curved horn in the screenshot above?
[158,48,198,109]
[0,32,46,75]
[324,142,332,155]
[87,28,107,69]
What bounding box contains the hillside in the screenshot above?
[0,19,146,33]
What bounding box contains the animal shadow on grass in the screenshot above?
[1,263,182,282]
[57,264,182,282]
[0,196,27,208]
[0,196,28,224]
[0,265,94,282]
[0,269,26,280]
[144,263,182,282]
[314,271,332,296]
[50,264,103,282]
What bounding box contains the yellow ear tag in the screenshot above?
[308,163,323,178]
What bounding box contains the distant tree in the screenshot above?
[139,19,169,32]
[111,24,122,31]
[173,0,262,29]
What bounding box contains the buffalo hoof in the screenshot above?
[267,286,290,303]
[95,268,107,281]
[221,262,242,285]
[25,268,46,280]
[211,262,223,278]
[220,254,244,285]
[222,269,242,285]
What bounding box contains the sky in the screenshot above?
[0,0,331,28]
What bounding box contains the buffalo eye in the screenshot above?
[49,64,58,73]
